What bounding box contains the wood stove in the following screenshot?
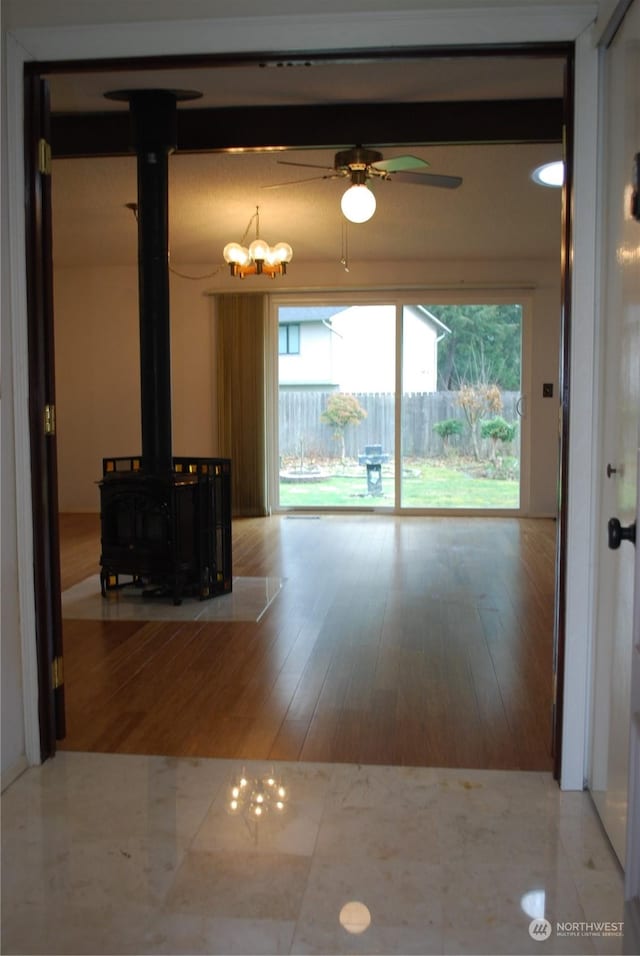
[98,89,232,605]
[100,456,231,605]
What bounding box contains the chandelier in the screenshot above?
[223,206,293,278]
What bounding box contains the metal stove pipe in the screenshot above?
[105,87,199,475]
[130,90,175,475]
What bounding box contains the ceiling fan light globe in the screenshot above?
[341,184,376,223]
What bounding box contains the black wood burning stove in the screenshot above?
[98,89,232,605]
[99,456,231,605]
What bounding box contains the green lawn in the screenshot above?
[279,464,519,509]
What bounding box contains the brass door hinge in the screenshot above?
[38,138,52,176]
[44,404,56,436]
[52,656,64,690]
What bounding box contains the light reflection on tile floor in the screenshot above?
[1,753,625,955]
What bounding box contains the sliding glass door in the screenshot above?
[278,303,396,508]
[401,303,522,509]
[274,295,524,512]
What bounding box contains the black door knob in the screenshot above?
[608,517,636,549]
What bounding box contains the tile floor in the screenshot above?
[61,575,284,623]
[1,752,626,955]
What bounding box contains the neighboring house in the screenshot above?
[400,306,451,393]
[279,304,450,392]
[278,305,345,388]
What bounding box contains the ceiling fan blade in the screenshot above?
[371,154,429,173]
[263,173,341,189]
[276,159,337,172]
[389,170,463,189]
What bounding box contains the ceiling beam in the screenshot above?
[51,98,563,158]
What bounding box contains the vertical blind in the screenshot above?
[214,293,268,516]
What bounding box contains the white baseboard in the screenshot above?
[1,755,29,793]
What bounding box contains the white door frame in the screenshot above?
[4,5,601,788]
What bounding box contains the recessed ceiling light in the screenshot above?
[532,161,564,188]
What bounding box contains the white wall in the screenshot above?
[54,265,217,512]
[53,253,561,515]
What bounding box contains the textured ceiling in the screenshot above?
[49,55,566,112]
[49,55,565,269]
[52,142,563,268]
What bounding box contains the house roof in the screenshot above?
[407,305,452,336]
[279,303,452,335]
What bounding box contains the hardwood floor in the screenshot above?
[58,512,556,770]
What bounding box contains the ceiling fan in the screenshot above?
[267,145,463,223]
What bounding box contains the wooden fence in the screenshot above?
[279,390,521,460]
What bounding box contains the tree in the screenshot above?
[480,416,518,460]
[433,418,463,454]
[457,383,503,459]
[320,393,367,461]
[428,304,522,391]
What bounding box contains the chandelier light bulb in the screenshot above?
[249,237,270,262]
[271,241,293,264]
[223,242,249,265]
[341,184,376,223]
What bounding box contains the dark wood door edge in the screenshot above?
[24,74,66,760]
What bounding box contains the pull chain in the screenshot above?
[340,219,350,272]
